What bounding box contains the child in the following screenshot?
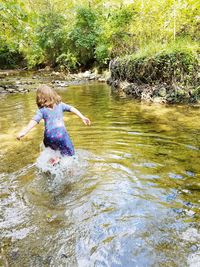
[17,84,91,165]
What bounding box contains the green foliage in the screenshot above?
[0,45,24,69]
[111,40,199,86]
[95,44,110,65]
[96,5,134,61]
[0,0,199,70]
[128,38,200,60]
[56,52,78,71]
[193,86,200,99]
[36,12,67,66]
[69,7,100,65]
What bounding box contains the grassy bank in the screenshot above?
[109,39,200,103]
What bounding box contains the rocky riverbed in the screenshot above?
[0,69,107,94]
[107,79,200,104]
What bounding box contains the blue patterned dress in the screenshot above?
[33,102,75,156]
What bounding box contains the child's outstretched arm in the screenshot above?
[70,107,91,125]
[17,120,38,140]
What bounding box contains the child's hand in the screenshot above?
[82,117,91,126]
[17,131,26,140]
[16,120,37,140]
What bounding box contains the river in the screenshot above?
[0,79,200,266]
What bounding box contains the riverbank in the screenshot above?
[0,69,108,94]
[108,43,200,104]
[107,79,200,104]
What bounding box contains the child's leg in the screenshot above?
[43,134,61,165]
[60,140,75,157]
[58,128,75,156]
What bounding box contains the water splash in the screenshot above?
[35,147,90,192]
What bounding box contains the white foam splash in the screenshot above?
[36,147,63,172]
[35,147,90,191]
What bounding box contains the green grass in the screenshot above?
[126,37,199,61]
[111,37,199,86]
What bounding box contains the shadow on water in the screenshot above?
[0,79,200,266]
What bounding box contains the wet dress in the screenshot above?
[33,102,75,156]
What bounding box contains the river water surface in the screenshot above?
[0,80,200,267]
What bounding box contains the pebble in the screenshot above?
[7,89,15,93]
[18,88,25,92]
[181,189,190,193]
[88,75,96,80]
[98,78,106,82]
[82,71,91,78]
[190,244,198,252]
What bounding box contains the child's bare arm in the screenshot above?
[17,120,38,140]
[70,107,91,125]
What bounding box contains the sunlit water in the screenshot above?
[0,78,200,267]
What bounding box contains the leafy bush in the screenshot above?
[0,45,24,69]
[56,52,78,71]
[95,44,110,66]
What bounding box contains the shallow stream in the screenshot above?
[0,79,200,266]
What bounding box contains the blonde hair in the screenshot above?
[36,84,61,108]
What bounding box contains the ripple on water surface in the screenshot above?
[0,81,200,266]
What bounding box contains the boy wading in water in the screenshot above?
[17,85,91,165]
